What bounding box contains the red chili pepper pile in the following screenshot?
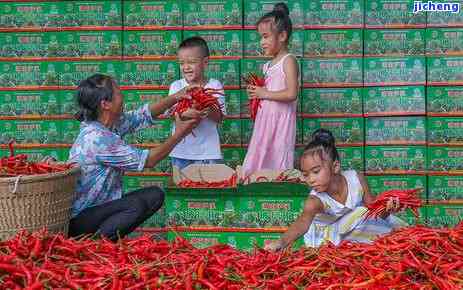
[242,72,265,120]
[1,223,462,289]
[177,174,237,188]
[174,87,223,115]
[365,189,423,219]
[0,141,72,177]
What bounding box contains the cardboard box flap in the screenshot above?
[173,164,235,184]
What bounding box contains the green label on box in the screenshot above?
[61,61,120,87]
[207,60,239,88]
[122,90,168,112]
[124,30,180,58]
[365,0,426,28]
[0,2,63,29]
[241,118,253,145]
[428,57,463,84]
[239,196,305,227]
[338,147,364,171]
[184,30,242,57]
[302,88,362,116]
[366,116,426,144]
[61,120,80,144]
[426,204,463,227]
[428,175,463,201]
[364,86,425,115]
[366,175,426,198]
[366,146,427,173]
[427,1,463,27]
[183,0,242,27]
[64,1,121,27]
[121,61,177,88]
[395,207,426,225]
[302,58,363,87]
[0,120,61,144]
[0,147,67,163]
[220,119,242,145]
[61,90,78,115]
[364,57,426,86]
[304,1,364,28]
[222,147,246,169]
[245,0,304,27]
[166,194,239,227]
[225,90,241,116]
[426,28,463,56]
[243,29,303,57]
[0,62,60,88]
[428,147,463,172]
[71,31,122,57]
[126,119,172,144]
[304,29,363,57]
[427,86,463,115]
[303,118,364,145]
[123,175,170,192]
[0,32,57,59]
[428,117,463,145]
[140,207,166,228]
[0,90,60,116]
[123,1,182,27]
[365,29,425,56]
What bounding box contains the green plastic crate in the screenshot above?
[366,116,426,145]
[0,90,60,116]
[244,0,304,28]
[428,56,463,85]
[426,204,463,227]
[428,147,463,172]
[427,1,463,28]
[365,146,427,173]
[123,1,182,28]
[428,175,463,201]
[302,58,363,87]
[338,147,364,171]
[183,0,242,28]
[0,120,61,145]
[302,88,363,117]
[303,117,364,146]
[304,0,364,29]
[124,30,179,58]
[61,61,121,87]
[304,29,363,58]
[364,29,425,56]
[366,175,427,199]
[220,119,242,145]
[365,0,426,28]
[0,61,60,89]
[364,57,426,86]
[427,86,463,116]
[426,28,463,56]
[122,90,169,112]
[428,117,463,145]
[364,86,425,116]
[120,61,178,89]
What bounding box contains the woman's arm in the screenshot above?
[358,172,375,206]
[248,55,300,102]
[266,196,323,251]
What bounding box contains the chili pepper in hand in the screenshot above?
[242,72,265,120]
[365,188,423,219]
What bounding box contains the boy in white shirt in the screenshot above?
[167,36,226,170]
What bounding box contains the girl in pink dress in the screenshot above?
[242,3,300,178]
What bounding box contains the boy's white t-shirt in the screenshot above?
[168,78,226,160]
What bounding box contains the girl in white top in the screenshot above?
[266,129,407,250]
[167,37,226,169]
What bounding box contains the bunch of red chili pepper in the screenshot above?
[177,174,237,188]
[365,188,423,219]
[174,87,223,115]
[242,72,265,120]
[0,141,72,177]
[0,223,462,289]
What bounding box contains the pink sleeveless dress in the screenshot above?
[242,54,297,177]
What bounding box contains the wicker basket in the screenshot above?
[0,166,80,240]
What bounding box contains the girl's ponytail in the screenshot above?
[303,129,340,162]
[256,2,293,41]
